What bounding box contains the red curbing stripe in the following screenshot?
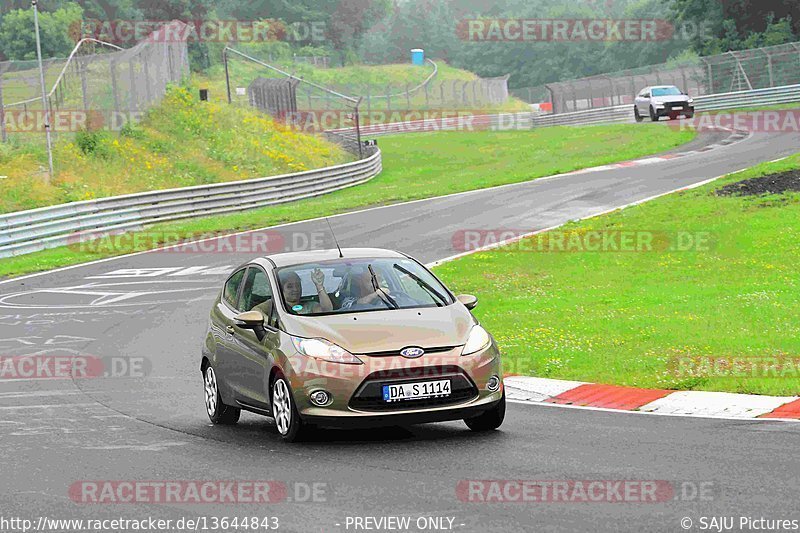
[760,399,800,419]
[547,384,672,411]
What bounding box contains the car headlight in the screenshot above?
[462,325,492,355]
[291,336,363,365]
[688,98,694,104]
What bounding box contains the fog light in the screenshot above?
[309,390,332,406]
[487,375,501,392]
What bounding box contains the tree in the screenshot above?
[0,3,84,61]
[671,0,799,54]
[328,0,390,65]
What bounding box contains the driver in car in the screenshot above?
[280,269,333,315]
[338,269,393,310]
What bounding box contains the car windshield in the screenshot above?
[276,258,454,316]
[651,87,682,96]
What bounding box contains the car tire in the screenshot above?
[634,107,643,123]
[685,113,695,119]
[649,106,659,122]
[271,375,309,442]
[204,364,241,425]
[464,392,506,432]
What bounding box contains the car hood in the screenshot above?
[651,94,691,104]
[281,304,476,354]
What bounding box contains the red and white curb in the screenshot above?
[561,127,751,177]
[504,376,800,421]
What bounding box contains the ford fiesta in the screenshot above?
[201,248,505,441]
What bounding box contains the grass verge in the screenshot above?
[435,154,800,396]
[0,123,695,279]
[0,86,351,213]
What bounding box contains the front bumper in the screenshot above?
[303,395,504,428]
[655,104,694,117]
[282,342,503,425]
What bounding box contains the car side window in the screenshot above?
[241,267,274,314]
[223,269,246,310]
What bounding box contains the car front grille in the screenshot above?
[357,346,458,357]
[665,102,689,111]
[348,365,479,412]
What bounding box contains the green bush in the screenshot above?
[74,129,112,159]
[120,122,145,140]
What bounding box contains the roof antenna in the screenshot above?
[325,218,344,258]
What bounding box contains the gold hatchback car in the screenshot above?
[201,248,505,441]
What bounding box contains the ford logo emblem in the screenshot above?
[400,347,425,359]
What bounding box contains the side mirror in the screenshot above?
[457,294,478,310]
[234,310,265,328]
[234,310,267,340]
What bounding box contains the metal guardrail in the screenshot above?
[694,84,800,112]
[0,146,381,258]
[531,83,800,128]
[532,106,632,127]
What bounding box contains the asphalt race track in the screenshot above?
[1,126,799,533]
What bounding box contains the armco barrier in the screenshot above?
[532,105,632,127]
[532,83,800,128]
[694,84,800,112]
[0,146,380,258]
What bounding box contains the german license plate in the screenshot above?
[382,380,451,402]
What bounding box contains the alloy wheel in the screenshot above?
[273,379,292,435]
[204,367,218,417]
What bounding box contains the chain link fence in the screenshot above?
[0,21,190,145]
[542,41,800,114]
[224,46,366,157]
[350,76,510,113]
[223,48,510,120]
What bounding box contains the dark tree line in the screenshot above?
[1,0,797,87]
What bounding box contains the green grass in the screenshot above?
[286,61,476,87]
[0,85,351,213]
[434,154,800,396]
[0,123,695,279]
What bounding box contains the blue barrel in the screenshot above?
[411,49,425,66]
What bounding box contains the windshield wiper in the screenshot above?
[368,264,398,309]
[392,264,446,307]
